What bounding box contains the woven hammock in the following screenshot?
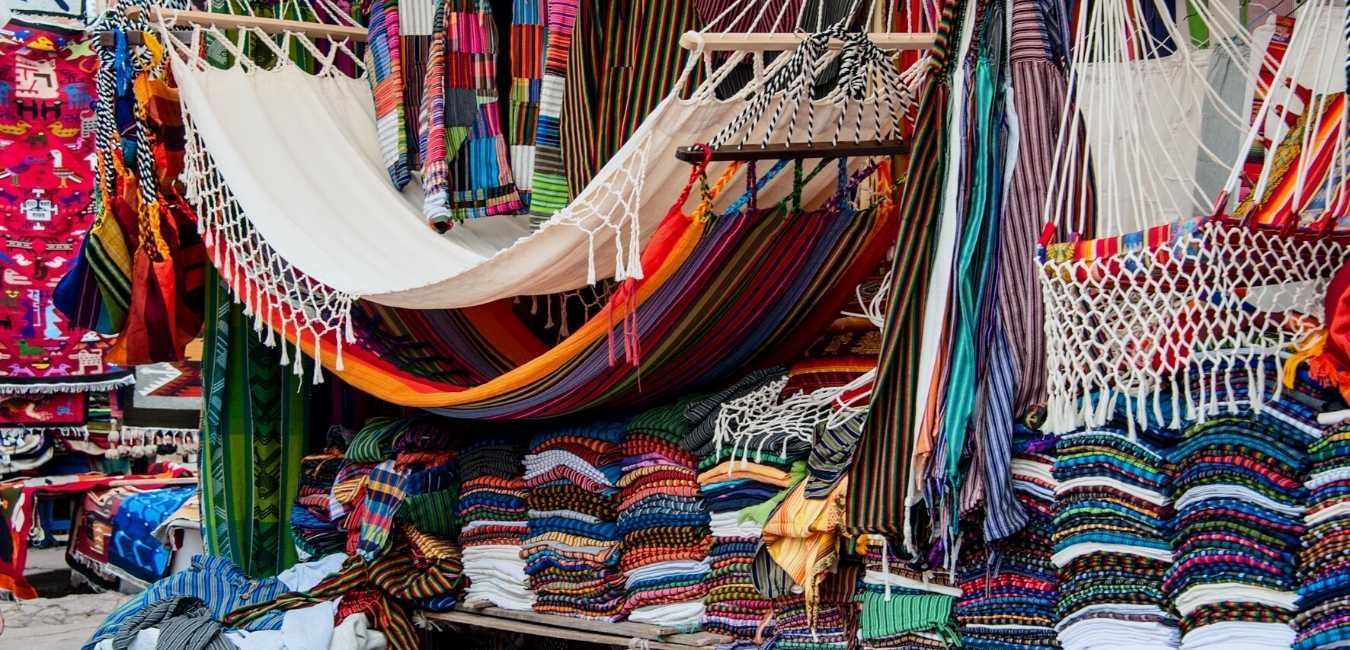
[159,8,914,372]
[1037,1,1350,434]
[146,7,915,416]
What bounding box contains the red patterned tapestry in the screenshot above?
[0,27,129,394]
[0,391,84,426]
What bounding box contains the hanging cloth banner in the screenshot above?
[0,26,130,394]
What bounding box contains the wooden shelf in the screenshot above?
[679,30,936,52]
[675,139,910,163]
[421,605,734,649]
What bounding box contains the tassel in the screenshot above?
[312,334,324,384]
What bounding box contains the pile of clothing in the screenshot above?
[858,536,960,649]
[1297,421,1350,649]
[457,438,534,611]
[1164,415,1307,650]
[1053,425,1178,649]
[616,403,711,627]
[957,428,1059,649]
[696,453,799,640]
[84,552,357,650]
[285,418,465,613]
[292,448,347,558]
[522,419,627,620]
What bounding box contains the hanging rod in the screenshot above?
[674,139,910,163]
[101,6,367,44]
[678,30,936,52]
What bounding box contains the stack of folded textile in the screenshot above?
[1164,416,1307,650]
[1053,425,1178,650]
[457,438,534,611]
[957,428,1060,649]
[859,535,960,650]
[762,564,862,650]
[617,403,711,627]
[1296,422,1350,649]
[696,450,802,640]
[292,450,347,558]
[522,419,627,621]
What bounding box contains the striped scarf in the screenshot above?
[369,0,412,188]
[420,0,524,224]
[528,0,580,223]
[845,0,965,542]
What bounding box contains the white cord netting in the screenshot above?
[1040,219,1350,434]
[176,26,360,381]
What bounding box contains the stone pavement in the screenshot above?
[0,548,133,648]
[0,589,128,647]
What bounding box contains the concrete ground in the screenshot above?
[0,547,133,648]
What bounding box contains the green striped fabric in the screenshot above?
[844,0,966,541]
[200,268,310,578]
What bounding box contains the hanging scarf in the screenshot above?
[199,269,310,578]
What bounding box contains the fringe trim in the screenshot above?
[0,374,135,396]
[0,425,89,440]
[119,426,200,436]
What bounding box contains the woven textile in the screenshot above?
[55,41,206,366]
[847,0,964,539]
[957,428,1060,649]
[1053,424,1178,650]
[199,269,309,578]
[1296,422,1350,649]
[108,485,195,584]
[458,438,534,610]
[523,419,626,620]
[83,554,291,650]
[418,0,523,224]
[1165,414,1311,650]
[618,401,710,626]
[368,0,411,188]
[0,27,132,392]
[527,0,578,222]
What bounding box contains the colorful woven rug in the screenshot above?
[121,361,202,433]
[0,27,129,393]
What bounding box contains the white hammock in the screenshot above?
[162,13,916,364]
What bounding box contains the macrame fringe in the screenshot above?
[0,375,135,396]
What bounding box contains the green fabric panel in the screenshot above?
[200,268,309,578]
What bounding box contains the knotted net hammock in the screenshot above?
[1038,0,1350,433]
[156,7,917,416]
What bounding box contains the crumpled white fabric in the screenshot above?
[330,614,387,650]
[223,600,337,650]
[275,553,348,592]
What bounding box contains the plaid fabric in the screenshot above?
[351,460,410,561]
